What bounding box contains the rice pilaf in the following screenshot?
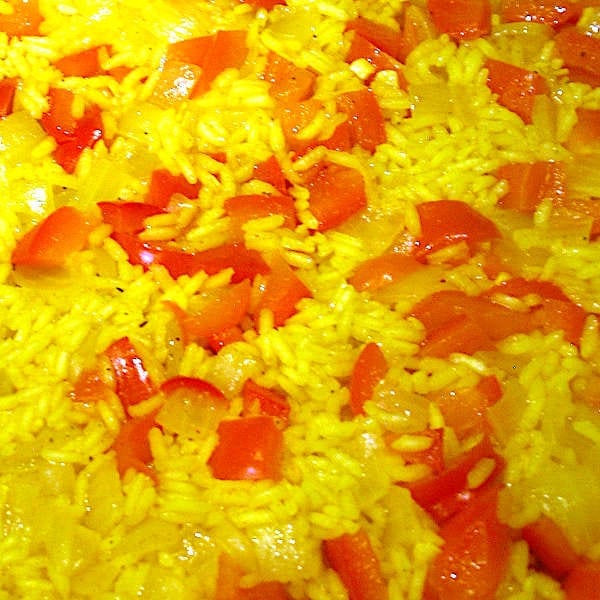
[1,0,600,598]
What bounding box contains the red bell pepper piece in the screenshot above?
[215,554,291,600]
[317,120,353,153]
[251,254,311,326]
[486,277,587,345]
[305,162,367,231]
[0,0,43,37]
[522,515,580,580]
[70,369,112,405]
[349,342,388,416]
[496,161,566,213]
[98,201,165,234]
[264,51,316,103]
[345,17,403,60]
[563,561,600,600]
[54,46,105,77]
[485,58,549,124]
[335,88,387,153]
[485,276,570,301]
[427,0,491,41]
[104,336,156,409]
[424,484,511,600]
[242,379,290,423]
[275,97,323,154]
[566,108,600,153]
[11,206,93,268]
[407,435,504,523]
[389,427,445,475]
[41,88,103,173]
[197,30,248,95]
[399,4,436,62]
[323,528,389,600]
[111,412,157,480]
[145,168,201,209]
[150,60,203,107]
[349,253,423,292]
[555,26,600,87]
[112,234,269,282]
[428,375,501,439]
[40,88,78,143]
[208,325,244,353]
[414,200,500,258]
[345,32,407,88]
[239,0,286,8]
[166,280,251,345]
[253,155,288,195]
[167,36,213,65]
[412,290,533,342]
[167,30,248,96]
[224,193,297,239]
[0,77,18,117]
[420,313,494,357]
[500,0,583,28]
[208,416,284,481]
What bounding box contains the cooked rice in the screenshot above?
[1,0,600,598]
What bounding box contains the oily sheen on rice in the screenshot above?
[2,0,600,598]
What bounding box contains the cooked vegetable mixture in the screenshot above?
[2,0,600,598]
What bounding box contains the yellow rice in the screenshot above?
[1,0,600,598]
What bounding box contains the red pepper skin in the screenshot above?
[407,435,504,523]
[111,234,269,282]
[264,51,316,103]
[241,379,290,423]
[424,485,511,600]
[208,416,284,481]
[215,554,291,600]
[485,58,549,125]
[349,254,423,293]
[40,88,103,173]
[98,201,165,234]
[253,155,288,195]
[500,0,583,29]
[224,193,297,239]
[555,26,600,87]
[0,77,18,117]
[54,46,105,77]
[414,200,500,258]
[145,168,201,209]
[111,413,157,481]
[428,0,491,41]
[104,337,156,409]
[305,163,367,231]
[251,254,311,326]
[486,277,587,346]
[335,89,387,153]
[11,206,93,268]
[349,343,388,416]
[496,161,566,213]
[563,561,600,600]
[345,17,403,61]
[522,515,580,580]
[345,32,407,88]
[428,376,502,440]
[167,30,248,96]
[166,280,251,345]
[0,0,43,37]
[323,528,389,600]
[389,427,445,475]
